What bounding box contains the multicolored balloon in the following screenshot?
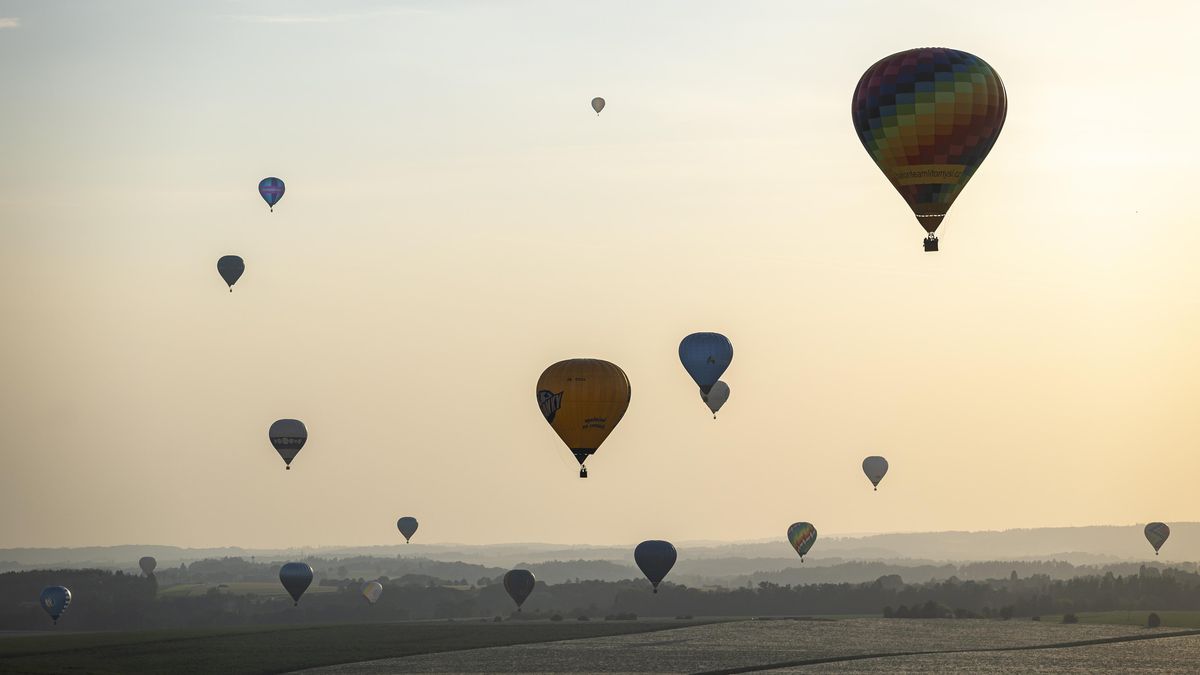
[397,516,418,543]
[269,419,307,470]
[1145,522,1170,555]
[536,359,631,478]
[361,580,383,605]
[787,522,817,562]
[591,97,605,114]
[852,48,1007,250]
[258,177,285,212]
[862,456,889,491]
[679,333,733,395]
[217,255,244,292]
[279,562,314,606]
[701,381,730,419]
[503,569,536,610]
[39,586,71,625]
[634,540,677,593]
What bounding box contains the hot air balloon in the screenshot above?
[536,359,630,478]
[269,419,307,470]
[862,456,889,491]
[361,580,383,605]
[503,569,536,610]
[591,97,605,114]
[634,540,677,593]
[397,517,419,543]
[679,333,733,395]
[1145,522,1170,555]
[700,381,730,419]
[787,522,817,562]
[258,177,285,212]
[39,586,71,625]
[217,255,244,292]
[279,562,314,606]
[851,48,1007,251]
[139,556,157,576]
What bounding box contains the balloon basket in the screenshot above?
[923,235,939,252]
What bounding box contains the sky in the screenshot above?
[2,1,1199,549]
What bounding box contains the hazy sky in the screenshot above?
[3,1,1199,548]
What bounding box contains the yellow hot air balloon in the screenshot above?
[536,359,630,478]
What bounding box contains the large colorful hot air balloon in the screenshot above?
[258,177,285,212]
[536,359,630,478]
[787,522,817,562]
[39,586,71,625]
[591,97,605,114]
[361,580,383,605]
[634,540,677,593]
[862,456,889,491]
[1145,522,1170,555]
[139,556,157,576]
[217,255,244,292]
[397,517,419,543]
[269,419,307,470]
[279,562,314,606]
[700,381,730,419]
[679,333,733,395]
[852,48,1007,251]
[503,569,536,610]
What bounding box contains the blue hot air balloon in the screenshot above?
[279,562,314,606]
[679,333,733,395]
[217,255,244,292]
[634,540,677,593]
[397,516,419,543]
[39,586,71,625]
[503,569,536,610]
[258,177,285,212]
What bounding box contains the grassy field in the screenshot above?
[0,619,712,674]
[158,582,338,598]
[1036,611,1200,628]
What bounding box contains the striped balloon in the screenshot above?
[787,522,817,562]
[258,177,286,211]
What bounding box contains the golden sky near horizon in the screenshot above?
[2,0,1199,548]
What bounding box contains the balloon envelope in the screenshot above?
[258,177,285,210]
[701,381,730,417]
[361,581,383,605]
[634,540,677,593]
[397,517,419,543]
[503,569,536,609]
[862,456,889,489]
[139,556,157,576]
[39,586,71,624]
[591,97,605,114]
[279,562,314,605]
[679,333,733,395]
[851,48,1006,237]
[787,522,818,561]
[1145,522,1170,554]
[217,255,244,291]
[269,419,307,469]
[536,359,630,471]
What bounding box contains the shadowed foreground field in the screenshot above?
[0,620,712,675]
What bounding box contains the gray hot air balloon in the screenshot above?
[217,255,244,292]
[503,569,536,610]
[397,517,419,543]
[591,97,605,114]
[269,419,307,470]
[634,540,677,593]
[862,456,889,491]
[1145,522,1170,555]
[700,381,730,418]
[139,556,157,576]
[361,580,383,605]
[279,562,314,606]
[39,586,71,625]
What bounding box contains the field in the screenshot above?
[157,582,339,598]
[1036,610,1200,629]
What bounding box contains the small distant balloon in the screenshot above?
[139,556,157,576]
[1145,522,1170,555]
[503,569,536,610]
[591,97,605,114]
[279,562,314,606]
[634,540,677,593]
[679,333,733,395]
[258,177,285,212]
[269,419,307,470]
[397,517,419,543]
[787,522,817,562]
[862,456,889,491]
[701,381,730,418]
[39,586,71,625]
[361,580,383,605]
[217,255,244,292]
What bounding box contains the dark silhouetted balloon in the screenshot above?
[269,419,307,470]
[217,255,244,292]
[862,456,889,490]
[397,517,419,543]
[536,359,630,477]
[139,556,157,576]
[679,333,733,395]
[503,569,536,610]
[39,586,71,625]
[1145,522,1170,555]
[591,97,605,114]
[634,540,677,593]
[279,562,314,605]
[701,381,730,418]
[259,177,285,211]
